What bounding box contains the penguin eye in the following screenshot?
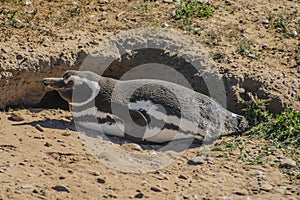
[63,72,70,80]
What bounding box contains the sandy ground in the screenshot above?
[0,0,300,199]
[0,109,299,200]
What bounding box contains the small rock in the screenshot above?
[150,186,161,192]
[227,59,234,64]
[10,112,24,121]
[44,142,52,147]
[260,183,273,191]
[32,189,39,194]
[188,157,205,165]
[279,158,297,168]
[223,165,230,169]
[285,190,292,195]
[35,124,44,132]
[178,174,188,180]
[197,0,210,3]
[291,30,297,37]
[252,189,259,194]
[134,192,144,198]
[52,185,70,193]
[248,54,256,59]
[171,10,176,18]
[262,19,269,25]
[234,191,245,196]
[97,178,105,184]
[183,195,190,199]
[26,1,32,6]
[163,0,173,3]
[0,169,5,173]
[91,172,100,176]
[16,54,23,60]
[21,184,32,189]
[261,44,269,49]
[129,143,143,151]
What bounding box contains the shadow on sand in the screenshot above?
[12,117,204,152]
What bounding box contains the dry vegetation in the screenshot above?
[0,0,299,199]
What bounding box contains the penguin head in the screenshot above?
[43,70,100,104]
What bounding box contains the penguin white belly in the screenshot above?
[143,127,194,143]
[77,121,125,138]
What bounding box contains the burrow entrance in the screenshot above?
[36,48,283,115]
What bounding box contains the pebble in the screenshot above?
[91,172,100,176]
[134,192,144,198]
[227,59,233,64]
[32,189,39,194]
[262,19,269,25]
[52,185,70,193]
[97,178,106,184]
[16,54,23,60]
[35,124,44,132]
[248,54,256,59]
[197,0,210,3]
[178,174,188,180]
[10,112,24,121]
[44,142,52,147]
[128,143,143,151]
[183,195,189,199]
[261,44,269,49]
[163,0,173,3]
[21,184,32,189]
[150,186,161,192]
[0,169,5,173]
[171,10,176,18]
[223,165,230,169]
[260,183,273,191]
[188,157,205,165]
[234,190,246,196]
[291,30,297,37]
[279,158,297,168]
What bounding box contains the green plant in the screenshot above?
[6,107,13,112]
[274,15,288,35]
[252,108,300,150]
[242,95,272,126]
[237,39,252,56]
[66,3,81,17]
[140,2,149,12]
[175,0,214,20]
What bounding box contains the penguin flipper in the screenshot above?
[129,109,148,127]
[124,109,149,143]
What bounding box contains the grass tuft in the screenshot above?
[242,95,272,126]
[175,0,214,20]
[252,108,300,150]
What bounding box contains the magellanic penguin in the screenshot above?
[42,70,248,144]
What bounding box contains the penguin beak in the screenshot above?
[42,78,73,89]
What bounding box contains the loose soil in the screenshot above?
[0,0,299,199]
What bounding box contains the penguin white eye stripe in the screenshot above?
[70,78,100,107]
[64,75,84,86]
